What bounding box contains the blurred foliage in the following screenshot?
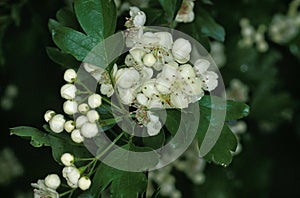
[0,0,300,197]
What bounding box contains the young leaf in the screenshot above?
[88,163,148,198]
[46,47,80,69]
[158,0,183,21]
[195,9,225,42]
[74,0,117,40]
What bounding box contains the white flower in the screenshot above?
[88,94,102,108]
[170,92,189,109]
[100,84,114,97]
[64,120,75,133]
[31,180,59,198]
[117,87,136,105]
[154,32,173,49]
[182,78,203,96]
[49,114,66,133]
[143,53,156,67]
[75,115,88,129]
[175,0,195,23]
[81,122,99,138]
[201,71,219,91]
[78,176,91,191]
[78,103,89,114]
[44,174,60,190]
[194,59,210,75]
[136,93,149,106]
[44,110,55,122]
[155,77,172,94]
[86,110,100,123]
[172,38,192,63]
[61,153,74,166]
[129,6,146,27]
[60,84,77,100]
[64,69,77,83]
[147,121,162,136]
[71,129,84,143]
[62,166,80,188]
[130,48,146,65]
[178,64,196,80]
[63,100,78,115]
[161,62,178,81]
[148,96,164,109]
[141,66,154,80]
[115,67,140,89]
[142,80,159,97]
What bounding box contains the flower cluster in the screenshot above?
[31,174,60,198]
[238,18,269,52]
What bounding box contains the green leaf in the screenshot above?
[56,8,80,29]
[88,163,147,198]
[158,0,183,21]
[10,126,91,164]
[195,9,225,42]
[48,19,99,61]
[199,95,250,121]
[143,129,165,150]
[46,47,80,69]
[165,109,181,136]
[203,124,238,165]
[74,0,116,40]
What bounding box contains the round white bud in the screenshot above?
[88,94,102,108]
[44,110,55,122]
[172,38,192,64]
[64,120,75,133]
[143,53,156,67]
[61,153,74,166]
[64,69,77,83]
[60,84,77,100]
[81,123,99,138]
[78,103,89,114]
[71,129,84,143]
[63,100,78,115]
[100,84,114,97]
[49,114,66,133]
[86,110,100,123]
[75,115,88,129]
[62,166,80,187]
[45,174,61,190]
[78,176,92,191]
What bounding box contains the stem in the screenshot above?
[59,189,75,197]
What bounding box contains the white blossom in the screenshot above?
[88,94,102,108]
[75,115,88,129]
[60,84,77,100]
[62,166,80,188]
[172,38,192,63]
[115,67,140,89]
[78,176,91,191]
[175,0,195,23]
[44,110,55,122]
[63,100,78,115]
[64,69,77,83]
[61,153,74,166]
[143,53,156,67]
[44,174,60,190]
[49,114,66,133]
[31,180,59,198]
[100,84,114,97]
[86,110,100,123]
[81,122,99,138]
[64,120,75,133]
[71,129,84,143]
[170,92,189,109]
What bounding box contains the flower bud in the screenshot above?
[62,166,80,188]
[78,176,91,191]
[81,123,99,138]
[61,153,74,166]
[143,53,156,67]
[45,174,61,190]
[44,110,55,122]
[64,69,77,83]
[49,114,66,133]
[178,64,196,80]
[172,38,192,64]
[60,84,77,100]
[88,94,102,108]
[64,120,75,133]
[63,100,78,115]
[71,129,84,143]
[78,103,89,114]
[75,115,88,129]
[87,110,100,123]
